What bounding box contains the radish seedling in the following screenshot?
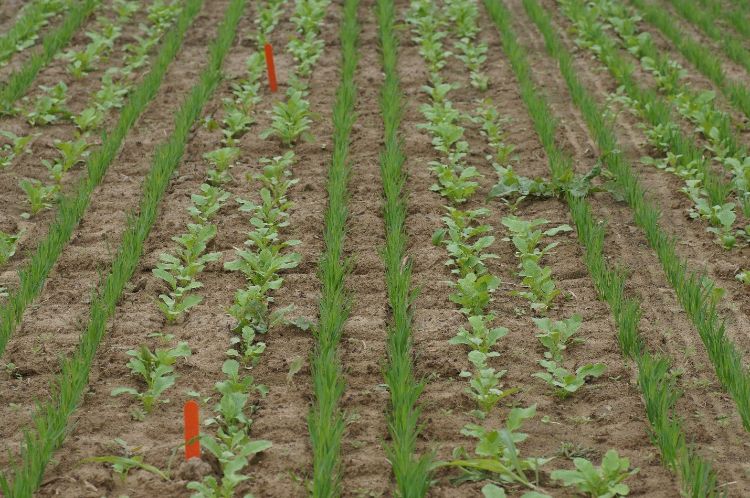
[0,230,22,265]
[111,342,191,414]
[534,360,605,398]
[19,178,57,216]
[25,82,69,125]
[551,449,638,497]
[261,89,313,146]
[204,146,240,185]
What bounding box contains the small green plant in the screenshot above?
[551,449,638,497]
[534,360,605,398]
[111,342,191,414]
[429,162,482,203]
[260,89,313,145]
[83,438,169,484]
[533,314,583,362]
[435,405,550,491]
[460,349,519,416]
[514,259,559,313]
[204,146,240,185]
[0,230,22,265]
[187,360,272,498]
[74,107,105,132]
[0,130,35,167]
[25,82,69,125]
[450,314,508,353]
[221,107,253,145]
[19,178,58,217]
[153,223,221,322]
[189,183,230,223]
[737,270,749,285]
[449,272,501,316]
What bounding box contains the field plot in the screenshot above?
[0,0,749,497]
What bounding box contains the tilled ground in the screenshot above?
[1,0,750,496]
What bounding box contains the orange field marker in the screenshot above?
[184,400,200,460]
[264,43,278,93]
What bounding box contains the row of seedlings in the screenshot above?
[108,0,290,492]
[540,0,750,431]
[406,2,633,496]
[627,0,750,120]
[0,0,73,67]
[0,0,204,358]
[374,0,433,494]
[185,29,282,498]
[306,0,359,494]
[555,0,750,280]
[189,0,334,493]
[555,0,750,249]
[485,0,724,494]
[0,0,249,495]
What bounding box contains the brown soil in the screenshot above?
[1,0,750,496]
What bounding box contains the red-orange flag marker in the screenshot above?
[184,400,200,460]
[264,43,278,93]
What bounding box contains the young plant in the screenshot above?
[514,259,560,313]
[429,162,482,203]
[189,183,230,223]
[0,130,35,167]
[111,342,191,414]
[449,272,501,316]
[460,349,519,416]
[187,359,272,498]
[221,107,253,145]
[0,230,22,265]
[533,359,605,398]
[19,178,58,217]
[450,314,508,353]
[25,82,69,125]
[737,270,750,285]
[204,146,240,185]
[551,449,639,498]
[153,224,221,322]
[533,314,583,363]
[260,89,313,146]
[435,405,550,491]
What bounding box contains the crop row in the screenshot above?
[0,0,246,494]
[307,0,358,495]
[485,0,723,495]
[560,0,749,249]
[375,0,432,494]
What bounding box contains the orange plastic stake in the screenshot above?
[264,43,278,93]
[184,400,200,460]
